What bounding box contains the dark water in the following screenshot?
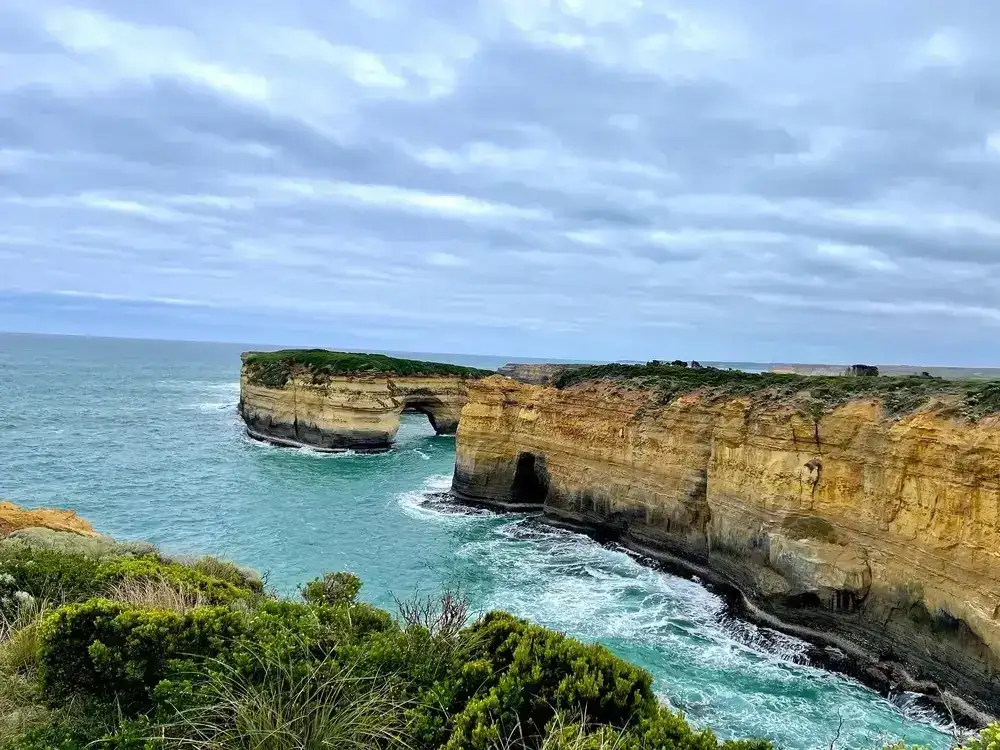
[0,333,949,749]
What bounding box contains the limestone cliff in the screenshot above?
[239,350,490,451]
[453,372,1000,718]
[497,363,573,385]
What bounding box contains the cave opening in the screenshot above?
[511,452,549,506]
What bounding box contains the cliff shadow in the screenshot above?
[511,452,550,506]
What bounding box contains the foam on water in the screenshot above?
[402,479,953,749]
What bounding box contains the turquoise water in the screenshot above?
[0,333,950,749]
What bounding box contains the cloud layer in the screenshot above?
[3,0,1000,362]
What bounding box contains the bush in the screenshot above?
[0,548,102,612]
[964,725,1000,750]
[39,599,244,712]
[95,557,257,605]
[243,350,492,388]
[13,566,778,750]
[552,361,1000,419]
[190,556,263,594]
[442,612,658,750]
[301,571,363,607]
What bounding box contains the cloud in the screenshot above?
[3,0,1000,363]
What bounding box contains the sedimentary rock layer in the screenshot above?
[497,363,573,385]
[240,372,474,451]
[452,375,1000,717]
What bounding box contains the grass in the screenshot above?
[242,350,495,389]
[489,712,630,750]
[104,576,207,614]
[553,362,1000,420]
[0,597,50,748]
[162,648,411,750]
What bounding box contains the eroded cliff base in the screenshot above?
[451,369,1000,722]
[541,499,996,726]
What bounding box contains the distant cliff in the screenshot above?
[497,363,572,385]
[239,350,491,452]
[452,364,1000,719]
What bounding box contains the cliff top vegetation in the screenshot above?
[553,362,1000,420]
[242,349,494,388]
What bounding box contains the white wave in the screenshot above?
[446,517,950,747]
[413,449,431,460]
[295,446,359,459]
[180,382,241,413]
[236,433,365,459]
[396,474,496,521]
[194,401,237,412]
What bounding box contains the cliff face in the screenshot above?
[497,363,572,385]
[453,376,1000,716]
[240,372,472,451]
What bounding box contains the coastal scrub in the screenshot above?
[554,362,1000,419]
[242,349,494,389]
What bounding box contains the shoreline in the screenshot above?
[451,488,994,729]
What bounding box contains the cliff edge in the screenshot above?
[0,501,98,537]
[239,350,492,452]
[452,364,1000,718]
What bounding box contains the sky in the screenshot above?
[2,1,1000,364]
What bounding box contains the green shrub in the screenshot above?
[963,725,1000,750]
[0,548,102,612]
[16,563,778,750]
[552,361,1000,419]
[190,557,263,594]
[2,529,155,558]
[301,571,363,607]
[243,350,492,388]
[95,557,255,605]
[5,710,162,750]
[39,599,244,712]
[442,612,658,750]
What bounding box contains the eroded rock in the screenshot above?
[452,375,1000,716]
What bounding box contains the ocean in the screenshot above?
[0,332,949,749]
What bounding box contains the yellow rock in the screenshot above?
[0,501,98,538]
[453,376,1000,716]
[239,372,472,451]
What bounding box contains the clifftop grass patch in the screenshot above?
[242,349,494,389]
[554,362,1000,420]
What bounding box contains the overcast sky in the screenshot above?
[2,0,999,363]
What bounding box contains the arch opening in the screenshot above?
[401,395,459,435]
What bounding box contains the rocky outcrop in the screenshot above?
[0,501,98,537]
[497,363,573,385]
[452,375,1000,719]
[845,364,880,377]
[239,351,491,452]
